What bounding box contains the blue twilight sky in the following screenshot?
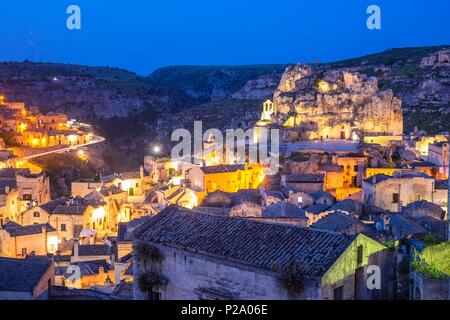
[0,0,449,75]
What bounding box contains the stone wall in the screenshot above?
[133,244,321,300]
[363,176,435,212]
[411,271,450,300]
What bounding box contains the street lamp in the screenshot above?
[153,145,161,154]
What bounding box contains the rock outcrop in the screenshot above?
[265,64,403,141]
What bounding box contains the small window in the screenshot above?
[33,211,40,218]
[297,196,303,204]
[415,194,421,202]
[392,193,399,204]
[21,248,27,256]
[60,224,67,232]
[357,245,364,265]
[23,194,32,201]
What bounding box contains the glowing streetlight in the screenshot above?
[153,145,161,154]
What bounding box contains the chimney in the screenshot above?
[73,239,79,258]
[140,165,144,179]
[5,186,9,194]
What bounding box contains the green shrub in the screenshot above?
[412,261,447,281]
[424,233,437,246]
[133,242,163,265]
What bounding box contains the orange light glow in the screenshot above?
[317,80,331,93]
[19,123,27,132]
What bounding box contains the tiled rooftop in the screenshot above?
[134,206,357,276]
[2,221,55,237]
[0,257,52,292]
[74,244,110,257]
[311,211,363,233]
[262,202,307,219]
[285,173,324,183]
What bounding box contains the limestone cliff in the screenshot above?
[268,65,403,141]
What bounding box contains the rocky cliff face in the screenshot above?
[0,46,447,172]
[0,62,188,120]
[269,65,403,141]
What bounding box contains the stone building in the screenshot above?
[427,141,449,179]
[19,197,93,244]
[0,100,92,148]
[281,173,324,193]
[283,185,314,208]
[71,241,112,264]
[310,211,366,235]
[187,164,264,195]
[133,206,393,300]
[144,156,197,185]
[362,173,436,213]
[197,190,263,218]
[117,216,154,260]
[0,168,51,222]
[304,204,332,225]
[0,256,54,300]
[0,221,57,257]
[318,163,344,190]
[255,202,308,227]
[71,179,103,198]
[334,155,368,187]
[84,186,128,233]
[111,168,149,200]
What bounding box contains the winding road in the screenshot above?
[19,134,106,161]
